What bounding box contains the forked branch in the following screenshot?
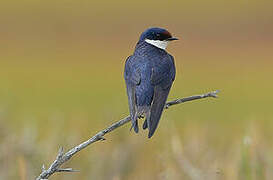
[36,90,219,180]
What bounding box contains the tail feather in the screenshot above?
[142,109,151,130]
[142,119,148,129]
[131,111,139,133]
[133,120,139,133]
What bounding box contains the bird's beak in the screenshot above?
[166,37,179,41]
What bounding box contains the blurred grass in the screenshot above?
[0,0,273,179]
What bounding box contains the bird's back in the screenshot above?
[125,42,175,107]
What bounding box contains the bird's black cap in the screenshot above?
[139,27,178,41]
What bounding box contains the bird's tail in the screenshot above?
[142,110,150,130]
[130,111,139,133]
[142,103,165,138]
[132,106,152,133]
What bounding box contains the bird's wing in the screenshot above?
[151,54,175,89]
[147,54,175,137]
[124,56,141,85]
[147,85,171,138]
[169,54,176,82]
[124,56,141,133]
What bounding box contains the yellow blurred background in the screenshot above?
[0,0,273,179]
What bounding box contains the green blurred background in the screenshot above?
[0,0,273,179]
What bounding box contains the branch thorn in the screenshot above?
[57,168,79,172]
[57,147,64,160]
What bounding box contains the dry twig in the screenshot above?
[36,90,219,180]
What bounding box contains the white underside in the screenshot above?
[145,39,169,50]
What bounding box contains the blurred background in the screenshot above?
[0,0,273,179]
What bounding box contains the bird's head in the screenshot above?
[139,27,178,50]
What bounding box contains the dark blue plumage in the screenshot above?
[124,27,177,138]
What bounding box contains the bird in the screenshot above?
[124,27,178,138]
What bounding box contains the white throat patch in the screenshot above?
[145,39,169,50]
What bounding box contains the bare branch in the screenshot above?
[36,90,219,180]
[165,90,219,108]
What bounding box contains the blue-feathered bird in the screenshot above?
[124,27,178,138]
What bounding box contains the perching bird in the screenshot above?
[124,27,178,138]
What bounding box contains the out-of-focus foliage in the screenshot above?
[0,0,273,179]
